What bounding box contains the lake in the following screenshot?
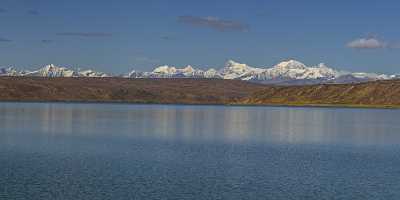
[1,102,400,200]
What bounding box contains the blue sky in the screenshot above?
[0,0,400,74]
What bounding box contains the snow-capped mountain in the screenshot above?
[269,61,339,80]
[204,68,221,78]
[126,65,207,78]
[1,64,108,78]
[126,59,392,85]
[151,65,205,78]
[251,61,343,84]
[23,64,78,77]
[219,60,265,80]
[0,67,19,76]
[216,60,341,82]
[78,69,109,77]
[0,59,395,85]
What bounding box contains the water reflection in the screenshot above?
[2,102,400,199]
[1,102,400,146]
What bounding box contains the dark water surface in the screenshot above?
[1,103,400,200]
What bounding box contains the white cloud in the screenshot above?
[178,16,249,32]
[347,37,386,49]
[56,32,112,37]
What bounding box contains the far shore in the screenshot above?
[1,77,400,109]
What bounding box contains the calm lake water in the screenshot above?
[1,103,400,200]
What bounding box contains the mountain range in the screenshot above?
[1,60,399,85]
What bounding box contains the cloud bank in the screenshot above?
[178,16,249,32]
[41,39,53,43]
[56,32,113,37]
[27,9,39,15]
[0,37,12,42]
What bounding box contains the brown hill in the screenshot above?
[242,80,400,108]
[1,77,400,108]
[0,77,265,104]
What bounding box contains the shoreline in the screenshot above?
[1,100,399,110]
[1,77,400,109]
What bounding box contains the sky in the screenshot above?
[0,0,400,74]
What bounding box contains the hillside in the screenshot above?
[0,77,266,104]
[1,77,400,108]
[243,80,400,107]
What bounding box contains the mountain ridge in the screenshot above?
[1,59,397,85]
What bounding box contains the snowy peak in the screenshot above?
[220,60,264,79]
[317,63,329,69]
[259,60,342,80]
[182,65,194,73]
[222,60,260,73]
[10,64,108,78]
[44,64,57,70]
[275,60,307,70]
[78,69,109,77]
[149,64,205,78]
[26,64,77,77]
[153,65,177,74]
[224,60,250,72]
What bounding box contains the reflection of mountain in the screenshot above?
[1,59,398,85]
[1,103,396,146]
